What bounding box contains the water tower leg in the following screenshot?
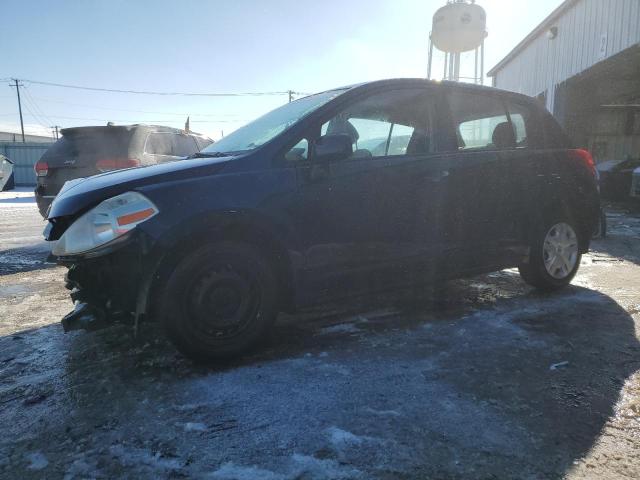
[480,39,485,85]
[443,52,448,80]
[427,34,434,79]
[448,52,456,81]
[453,52,460,82]
[474,47,479,84]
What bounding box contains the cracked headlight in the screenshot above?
[52,191,158,257]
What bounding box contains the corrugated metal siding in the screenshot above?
[0,143,53,186]
[493,0,640,109]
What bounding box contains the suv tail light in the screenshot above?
[34,161,48,177]
[570,149,596,177]
[96,158,140,173]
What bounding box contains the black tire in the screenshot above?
[160,242,279,361]
[519,215,582,291]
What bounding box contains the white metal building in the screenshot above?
[488,0,640,162]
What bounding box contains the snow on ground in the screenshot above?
[0,200,639,479]
[0,187,36,207]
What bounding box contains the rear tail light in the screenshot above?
[570,149,596,177]
[96,158,140,173]
[34,161,48,177]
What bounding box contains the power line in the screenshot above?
[20,99,50,129]
[34,114,248,124]
[30,95,244,117]
[23,78,309,97]
[21,86,55,126]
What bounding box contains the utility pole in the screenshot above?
[11,79,25,143]
[288,90,294,103]
[51,125,60,140]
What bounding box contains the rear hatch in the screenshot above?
[35,126,136,197]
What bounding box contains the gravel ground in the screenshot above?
[1,188,639,479]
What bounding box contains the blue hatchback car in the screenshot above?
[45,79,600,361]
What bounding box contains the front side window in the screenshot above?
[449,92,514,150]
[318,88,433,161]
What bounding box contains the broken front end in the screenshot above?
[45,191,160,332]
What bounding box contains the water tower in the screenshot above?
[427,0,487,84]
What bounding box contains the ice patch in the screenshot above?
[364,407,402,417]
[327,427,364,447]
[316,363,351,376]
[183,422,207,432]
[211,455,363,480]
[210,463,284,480]
[320,323,360,335]
[291,454,363,479]
[109,444,183,471]
[25,452,48,470]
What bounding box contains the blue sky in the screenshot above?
[1,0,563,140]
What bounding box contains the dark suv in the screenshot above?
[34,124,213,217]
[44,79,600,361]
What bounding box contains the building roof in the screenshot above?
[487,0,578,77]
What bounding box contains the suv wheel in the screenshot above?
[519,218,582,291]
[161,242,278,361]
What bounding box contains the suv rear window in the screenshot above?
[43,129,133,166]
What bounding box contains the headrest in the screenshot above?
[492,122,516,149]
[327,118,359,143]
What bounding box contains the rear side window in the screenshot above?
[448,92,511,150]
[145,133,199,157]
[145,133,172,156]
[173,134,199,156]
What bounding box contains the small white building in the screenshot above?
[488,0,640,162]
[0,131,54,143]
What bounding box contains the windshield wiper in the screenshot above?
[188,151,234,159]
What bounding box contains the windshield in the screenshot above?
[201,89,346,154]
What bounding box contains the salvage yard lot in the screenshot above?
[1,189,639,479]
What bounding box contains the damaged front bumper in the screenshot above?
[57,238,154,333]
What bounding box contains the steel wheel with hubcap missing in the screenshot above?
[161,242,278,361]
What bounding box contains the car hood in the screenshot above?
[48,156,233,219]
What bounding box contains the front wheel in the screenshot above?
[519,218,582,291]
[160,242,279,361]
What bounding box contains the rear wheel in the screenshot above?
[161,242,278,361]
[519,217,582,291]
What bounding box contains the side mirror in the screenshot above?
[314,134,353,163]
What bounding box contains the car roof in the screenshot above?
[315,78,536,105]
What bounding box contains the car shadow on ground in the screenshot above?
[1,272,638,478]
